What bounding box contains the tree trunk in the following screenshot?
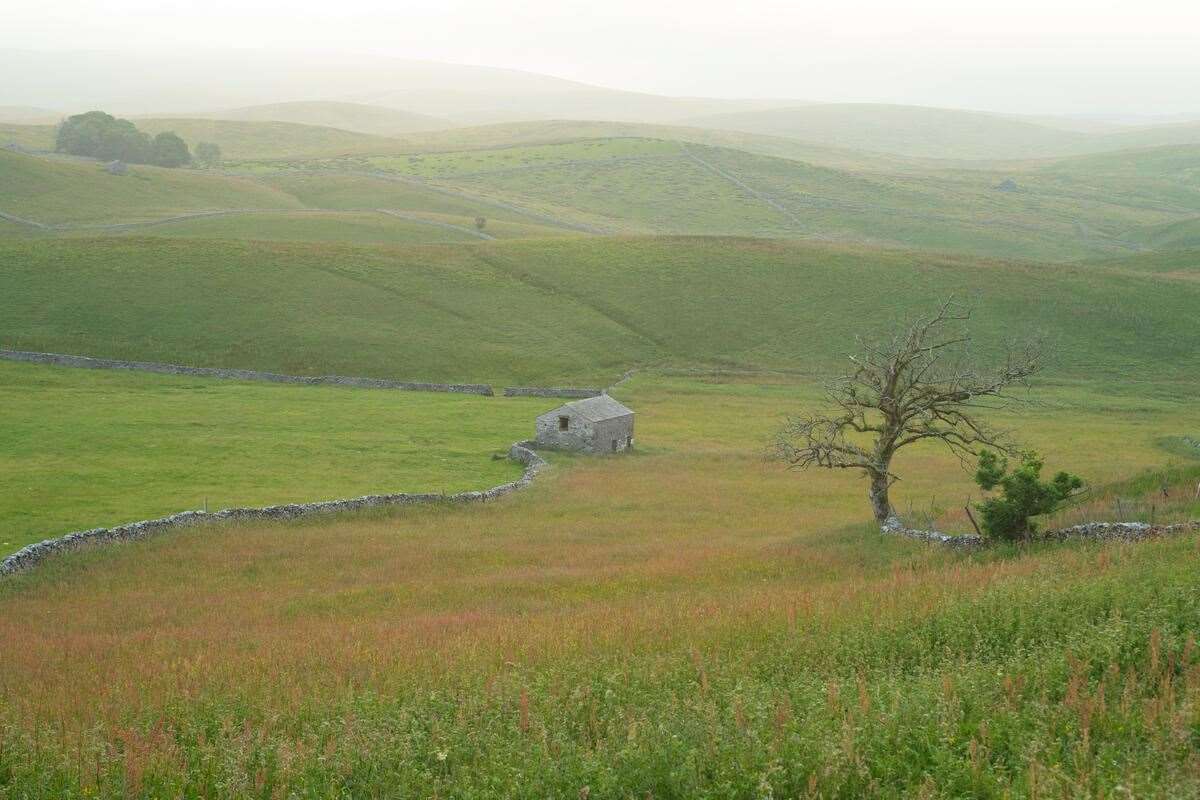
[869,471,892,524]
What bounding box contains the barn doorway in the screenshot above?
[558,416,569,431]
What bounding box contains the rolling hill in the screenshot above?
[2,236,1197,386]
[134,117,403,159]
[1123,218,1200,250]
[682,104,1099,160]
[1096,121,1200,153]
[7,132,1200,261]
[183,100,456,136]
[683,103,1200,160]
[0,105,61,124]
[338,137,1195,259]
[0,49,798,125]
[0,149,300,225]
[0,122,54,151]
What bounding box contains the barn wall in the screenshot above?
[535,410,596,451]
[535,411,633,453]
[591,415,635,452]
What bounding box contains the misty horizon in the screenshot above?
[3,0,1200,118]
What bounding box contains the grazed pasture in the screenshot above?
[4,237,1199,388]
[0,361,544,554]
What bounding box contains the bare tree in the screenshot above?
[774,301,1043,526]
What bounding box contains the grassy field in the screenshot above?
[0,122,54,150]
[683,103,1101,160]
[0,150,300,225]
[134,118,407,160]
[273,137,1194,259]
[1,370,1198,796]
[91,210,487,245]
[1125,218,1200,250]
[0,360,547,555]
[682,103,1200,160]
[3,236,1199,386]
[5,128,1200,260]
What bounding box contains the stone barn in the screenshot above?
[535,395,634,453]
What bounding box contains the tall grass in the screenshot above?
[1,374,1197,796]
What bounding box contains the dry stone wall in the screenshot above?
[0,444,545,578]
[881,515,1200,548]
[0,350,494,395]
[503,387,603,398]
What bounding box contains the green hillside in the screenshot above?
[90,210,487,244]
[682,104,1097,159]
[1123,218,1200,250]
[7,132,1200,260]
[0,149,299,224]
[0,123,54,151]
[683,103,1200,161]
[3,237,1198,385]
[1029,145,1200,212]
[135,117,402,159]
[0,105,61,124]
[1096,121,1200,152]
[0,360,544,553]
[258,172,577,231]
[364,119,920,171]
[376,138,1191,259]
[1083,248,1200,275]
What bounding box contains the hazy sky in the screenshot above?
[6,0,1199,114]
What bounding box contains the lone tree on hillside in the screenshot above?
[773,301,1044,526]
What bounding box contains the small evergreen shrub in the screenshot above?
[974,451,1082,540]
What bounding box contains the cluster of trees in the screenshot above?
[55,111,221,169]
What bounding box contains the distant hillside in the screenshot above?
[1094,122,1200,153]
[373,119,923,172]
[0,49,797,125]
[291,137,1193,260]
[192,101,455,136]
[683,103,1200,161]
[1122,219,1200,251]
[1029,145,1200,213]
[0,105,61,124]
[0,123,54,151]
[8,131,1200,260]
[1085,248,1200,274]
[682,104,1099,160]
[134,118,401,159]
[0,149,299,224]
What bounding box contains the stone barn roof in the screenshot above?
[540,394,633,422]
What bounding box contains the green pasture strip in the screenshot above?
[0,149,300,224]
[3,237,1200,387]
[0,360,549,555]
[81,210,484,245]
